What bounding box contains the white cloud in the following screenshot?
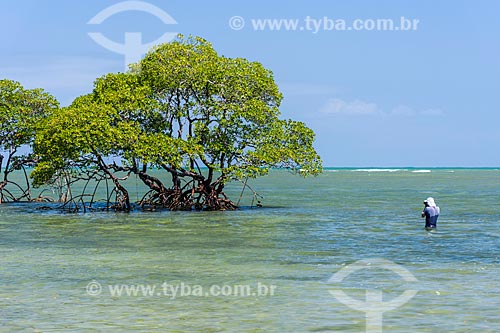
[421,108,445,116]
[391,105,416,116]
[392,105,445,117]
[319,98,445,117]
[320,98,379,115]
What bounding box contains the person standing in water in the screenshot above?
[421,197,440,230]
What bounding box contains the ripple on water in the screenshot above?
[1,169,499,331]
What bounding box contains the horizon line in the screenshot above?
[322,166,499,169]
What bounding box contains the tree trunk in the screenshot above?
[0,180,6,204]
[96,154,131,211]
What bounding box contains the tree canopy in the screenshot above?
[0,79,58,203]
[23,36,322,211]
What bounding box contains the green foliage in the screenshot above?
[31,35,322,209]
[0,79,58,202]
[138,35,322,182]
[32,93,142,186]
[0,79,58,151]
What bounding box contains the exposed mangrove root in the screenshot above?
[139,186,238,211]
[1,157,260,213]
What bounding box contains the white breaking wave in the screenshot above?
[325,168,437,173]
[352,169,405,172]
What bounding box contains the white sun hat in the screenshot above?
[424,197,436,207]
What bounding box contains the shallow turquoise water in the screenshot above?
[1,169,499,332]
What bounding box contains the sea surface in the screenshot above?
[1,168,499,332]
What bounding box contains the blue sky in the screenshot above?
[1,0,499,167]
